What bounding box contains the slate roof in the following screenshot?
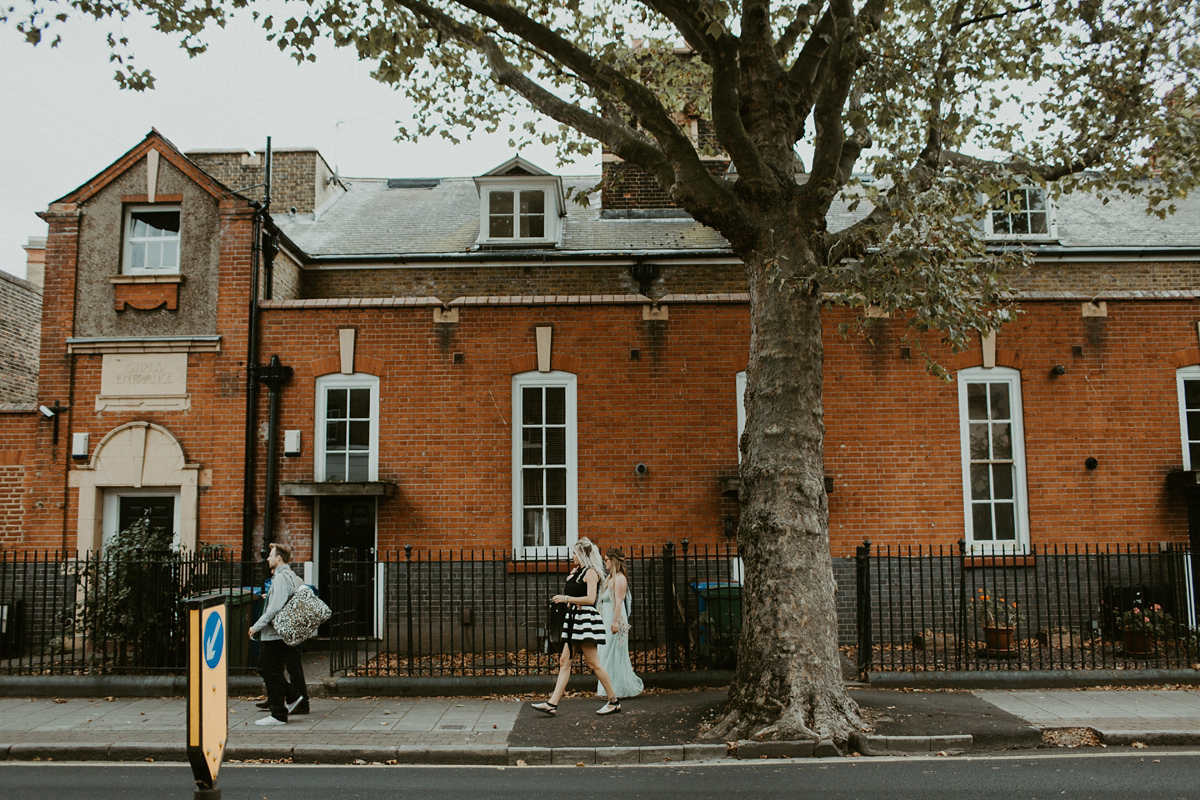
[273,171,1200,261]
[275,176,731,260]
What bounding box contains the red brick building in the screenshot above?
[5,130,1200,599]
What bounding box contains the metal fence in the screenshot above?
[0,549,257,675]
[854,540,1200,674]
[325,541,743,677]
[3,540,1198,678]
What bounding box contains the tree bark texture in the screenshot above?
[706,238,861,746]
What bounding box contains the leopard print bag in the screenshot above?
[273,584,332,646]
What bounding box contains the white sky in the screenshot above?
[0,12,596,279]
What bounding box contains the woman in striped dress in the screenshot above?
[532,538,621,716]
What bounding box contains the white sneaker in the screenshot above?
[255,716,287,727]
[286,695,306,714]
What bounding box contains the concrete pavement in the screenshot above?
[1,685,1198,763]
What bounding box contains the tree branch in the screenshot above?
[422,0,701,167]
[775,2,823,61]
[805,2,859,196]
[640,0,721,59]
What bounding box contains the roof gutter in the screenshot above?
[296,249,742,268]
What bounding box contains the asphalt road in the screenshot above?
[3,751,1199,800]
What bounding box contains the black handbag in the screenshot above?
[546,600,568,646]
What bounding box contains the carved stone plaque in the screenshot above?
[97,353,190,411]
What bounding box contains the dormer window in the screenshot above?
[984,186,1054,240]
[124,206,181,273]
[489,189,546,239]
[475,156,565,247]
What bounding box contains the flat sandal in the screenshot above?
[596,699,621,715]
[532,701,558,716]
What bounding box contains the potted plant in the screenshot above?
[973,589,1022,654]
[1115,604,1173,656]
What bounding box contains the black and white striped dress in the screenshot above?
[560,567,607,646]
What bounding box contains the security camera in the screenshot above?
[39,405,55,418]
[635,463,648,475]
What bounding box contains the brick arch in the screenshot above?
[307,354,384,379]
[507,352,582,375]
[1169,347,1200,369]
[944,347,1024,374]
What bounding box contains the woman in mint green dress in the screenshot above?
[596,548,644,698]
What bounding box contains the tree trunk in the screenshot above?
[706,241,862,747]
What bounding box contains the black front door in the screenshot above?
[318,497,376,636]
[117,495,176,544]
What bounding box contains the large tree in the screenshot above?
[10,0,1200,746]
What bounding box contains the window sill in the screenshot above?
[476,240,559,249]
[111,274,184,311]
[279,481,397,497]
[1166,469,1200,492]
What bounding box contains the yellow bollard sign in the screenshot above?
[187,594,228,800]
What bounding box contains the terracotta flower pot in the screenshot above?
[1122,629,1156,656]
[983,625,1017,654]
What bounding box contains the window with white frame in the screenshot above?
[124,206,181,273]
[474,156,564,246]
[316,374,379,482]
[736,371,747,463]
[1176,366,1200,470]
[985,186,1053,239]
[957,367,1030,553]
[488,189,547,240]
[512,372,577,558]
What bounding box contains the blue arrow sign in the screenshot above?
[203,610,224,670]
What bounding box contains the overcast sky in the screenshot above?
[0,12,596,279]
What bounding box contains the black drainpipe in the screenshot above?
[255,355,293,559]
[241,138,273,567]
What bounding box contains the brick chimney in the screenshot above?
[186,147,344,215]
[601,118,729,211]
[22,236,45,290]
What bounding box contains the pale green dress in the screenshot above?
[595,580,644,698]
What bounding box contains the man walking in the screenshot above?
[249,543,307,726]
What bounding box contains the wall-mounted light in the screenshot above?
[1051,364,1066,376]
[723,514,737,539]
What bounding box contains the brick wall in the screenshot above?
[0,409,38,548]
[14,196,257,552]
[822,300,1199,551]
[0,271,41,404]
[299,262,746,300]
[241,296,1199,563]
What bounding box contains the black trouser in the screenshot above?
[258,639,294,721]
[284,643,306,705]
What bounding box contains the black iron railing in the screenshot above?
[853,540,1200,675]
[3,540,1197,678]
[326,541,743,677]
[0,549,257,675]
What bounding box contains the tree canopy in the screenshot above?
[9,0,1200,744]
